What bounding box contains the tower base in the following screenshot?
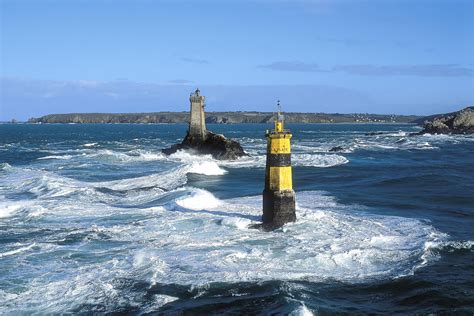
[262,189,296,230]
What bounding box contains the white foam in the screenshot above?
[3,126,472,314]
[0,290,19,302]
[188,161,227,175]
[0,161,226,219]
[167,150,227,175]
[293,154,349,167]
[38,155,74,160]
[219,155,265,168]
[353,136,441,152]
[148,295,179,311]
[0,201,29,218]
[169,150,214,163]
[0,243,36,258]
[289,304,314,316]
[102,190,442,285]
[0,189,448,313]
[38,145,349,171]
[220,217,252,229]
[422,133,450,138]
[386,131,408,137]
[0,162,12,170]
[35,148,165,163]
[220,153,349,168]
[176,189,222,210]
[28,174,87,198]
[0,166,180,213]
[167,148,349,169]
[91,149,165,162]
[144,206,167,213]
[94,166,188,191]
[369,235,403,248]
[138,152,165,161]
[425,240,474,251]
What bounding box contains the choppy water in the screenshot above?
[0,123,473,314]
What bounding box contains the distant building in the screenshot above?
[188,88,207,142]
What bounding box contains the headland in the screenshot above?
[27,112,421,124]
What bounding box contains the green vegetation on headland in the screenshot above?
[27,112,421,124]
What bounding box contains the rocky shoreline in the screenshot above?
[416,107,474,135]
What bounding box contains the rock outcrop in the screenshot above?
[329,146,345,152]
[418,107,474,135]
[162,131,247,160]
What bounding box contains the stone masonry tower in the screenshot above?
[162,88,246,160]
[262,101,296,230]
[188,88,207,142]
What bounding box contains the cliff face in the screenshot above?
[28,112,420,124]
[418,107,474,134]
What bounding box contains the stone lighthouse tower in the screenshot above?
[188,88,207,142]
[262,101,296,230]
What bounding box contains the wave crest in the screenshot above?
[0,162,12,171]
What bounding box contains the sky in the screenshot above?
[1,0,474,120]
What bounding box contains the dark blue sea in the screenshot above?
[0,123,473,314]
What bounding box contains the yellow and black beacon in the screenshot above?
[262,100,296,230]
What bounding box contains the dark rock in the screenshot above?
[364,131,386,136]
[162,131,247,160]
[416,106,474,135]
[423,120,450,134]
[329,146,344,152]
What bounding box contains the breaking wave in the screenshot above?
[292,153,349,167]
[36,149,165,162]
[2,124,473,314]
[0,162,12,171]
[34,144,350,170]
[0,186,445,313]
[176,188,223,210]
[425,240,474,252]
[38,155,74,160]
[0,201,26,218]
[0,158,226,216]
[218,152,349,168]
[0,243,37,258]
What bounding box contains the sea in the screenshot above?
[0,123,473,315]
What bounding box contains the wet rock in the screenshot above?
[364,131,386,136]
[329,146,345,152]
[162,131,247,160]
[423,120,450,134]
[417,106,474,135]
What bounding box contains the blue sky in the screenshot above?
[1,0,473,120]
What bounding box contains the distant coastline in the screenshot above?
[26,112,421,124]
